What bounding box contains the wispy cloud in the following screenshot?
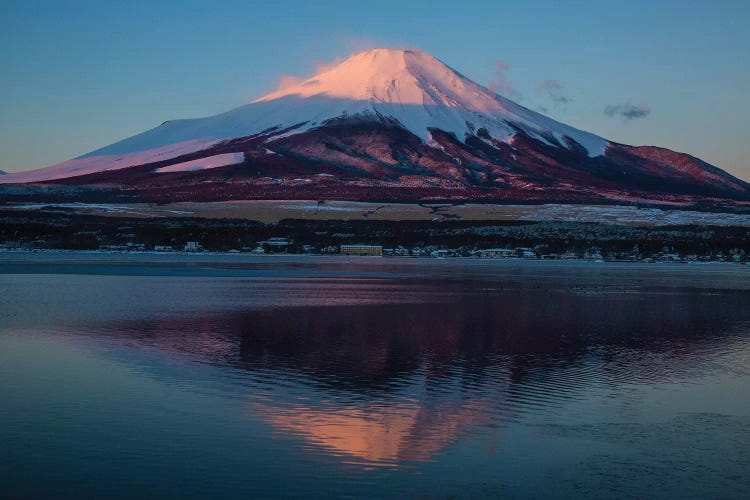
[536,80,562,92]
[313,56,345,74]
[604,102,651,120]
[536,80,571,111]
[488,60,521,100]
[271,55,346,92]
[275,75,304,91]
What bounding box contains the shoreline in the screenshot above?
[0,247,745,266]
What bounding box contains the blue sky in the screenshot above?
[1,0,748,178]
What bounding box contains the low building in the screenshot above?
[473,248,517,258]
[659,252,681,262]
[22,240,47,249]
[340,244,383,256]
[184,241,203,252]
[259,237,290,248]
[101,244,128,251]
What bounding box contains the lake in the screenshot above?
[1,252,749,498]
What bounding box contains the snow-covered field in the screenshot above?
[512,204,750,226]
[9,203,194,217]
[5,200,750,226]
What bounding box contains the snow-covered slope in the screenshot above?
[153,152,244,173]
[1,49,608,184]
[254,49,608,155]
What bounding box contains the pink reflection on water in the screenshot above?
[253,397,493,467]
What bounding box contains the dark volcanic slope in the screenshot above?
[45,120,749,205]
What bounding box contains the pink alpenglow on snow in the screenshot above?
[253,49,606,155]
[0,49,609,184]
[154,153,244,173]
[1,139,221,184]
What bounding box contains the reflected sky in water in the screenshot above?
[1,254,750,498]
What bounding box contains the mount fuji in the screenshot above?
[2,49,747,205]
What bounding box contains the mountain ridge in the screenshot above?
[1,48,746,205]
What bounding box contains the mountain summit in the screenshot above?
[1,49,747,204]
[254,49,607,156]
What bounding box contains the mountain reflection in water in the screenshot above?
[3,258,750,498]
[88,285,750,468]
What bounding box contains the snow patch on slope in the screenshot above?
[0,138,220,184]
[154,152,244,173]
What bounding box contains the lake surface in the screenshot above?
[1,252,749,498]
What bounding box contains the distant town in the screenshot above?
[2,209,750,264]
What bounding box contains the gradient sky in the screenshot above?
[1,0,748,179]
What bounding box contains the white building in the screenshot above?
[340,244,383,256]
[184,241,203,252]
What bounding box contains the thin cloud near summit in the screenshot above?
[488,60,521,100]
[536,80,572,110]
[604,102,651,120]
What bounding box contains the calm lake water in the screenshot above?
[1,252,749,499]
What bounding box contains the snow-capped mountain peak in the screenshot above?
[0,48,614,185]
[2,48,745,204]
[255,48,496,108]
[254,48,607,155]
